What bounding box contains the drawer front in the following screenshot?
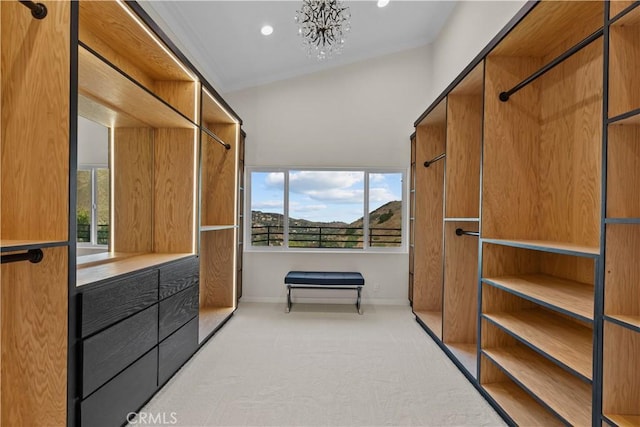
[81,348,158,427]
[159,257,199,300]
[159,285,198,341]
[158,316,198,385]
[82,305,158,398]
[82,270,158,337]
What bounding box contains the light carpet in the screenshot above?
[135,302,506,427]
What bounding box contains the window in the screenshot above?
[77,166,110,247]
[248,168,405,251]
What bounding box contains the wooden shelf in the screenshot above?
[484,309,593,380]
[198,306,234,344]
[482,274,593,321]
[446,343,477,378]
[607,315,640,331]
[483,382,563,426]
[610,2,639,22]
[605,414,640,427]
[482,238,599,257]
[444,218,479,222]
[483,346,592,427]
[78,46,194,129]
[1,240,68,252]
[77,253,193,286]
[414,310,442,339]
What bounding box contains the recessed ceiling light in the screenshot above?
[377,0,390,7]
[261,25,274,36]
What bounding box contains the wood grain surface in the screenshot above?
[113,128,154,253]
[443,222,479,344]
[413,122,445,313]
[483,381,563,426]
[1,0,69,242]
[607,125,640,218]
[605,224,640,320]
[603,321,640,419]
[201,124,238,226]
[200,229,235,309]
[609,11,640,118]
[154,128,196,253]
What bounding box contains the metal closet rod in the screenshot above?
[1,249,44,264]
[18,0,47,19]
[202,127,231,150]
[424,153,445,167]
[455,228,479,237]
[499,27,603,102]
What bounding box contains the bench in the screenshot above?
[284,271,365,314]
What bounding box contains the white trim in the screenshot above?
[246,166,408,253]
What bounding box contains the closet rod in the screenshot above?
[18,0,47,19]
[424,153,445,167]
[455,228,479,237]
[1,249,44,264]
[202,127,231,150]
[498,27,603,102]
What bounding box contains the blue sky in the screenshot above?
[250,171,402,223]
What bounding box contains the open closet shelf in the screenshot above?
[483,346,591,426]
[481,238,599,258]
[483,381,563,426]
[482,275,593,322]
[78,46,194,129]
[483,309,592,380]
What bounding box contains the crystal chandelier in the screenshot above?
[295,0,351,60]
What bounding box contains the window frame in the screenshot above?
[77,163,109,248]
[246,166,408,253]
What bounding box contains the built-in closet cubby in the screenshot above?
[76,0,199,285]
[602,3,640,426]
[409,0,640,424]
[198,88,240,342]
[412,100,446,339]
[442,63,483,378]
[1,1,70,425]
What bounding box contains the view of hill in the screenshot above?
[251,200,402,248]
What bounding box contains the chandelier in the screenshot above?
[295,0,351,60]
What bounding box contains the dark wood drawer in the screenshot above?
[159,257,199,300]
[82,305,158,398]
[81,270,158,337]
[159,316,198,385]
[159,285,198,341]
[81,348,158,427]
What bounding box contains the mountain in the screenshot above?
[251,200,402,248]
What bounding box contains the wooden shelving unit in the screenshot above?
[602,6,640,426]
[483,381,563,427]
[412,99,446,339]
[198,88,240,342]
[408,133,416,305]
[1,2,70,425]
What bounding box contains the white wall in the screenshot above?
[227,2,527,306]
[229,46,431,305]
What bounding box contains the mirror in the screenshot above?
[77,115,110,257]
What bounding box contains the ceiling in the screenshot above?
[141,1,457,93]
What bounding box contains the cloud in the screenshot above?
[252,200,283,210]
[265,172,284,188]
[304,188,364,204]
[290,171,363,193]
[369,187,398,203]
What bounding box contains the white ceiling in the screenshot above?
[142,1,457,93]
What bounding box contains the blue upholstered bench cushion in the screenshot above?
[285,271,364,286]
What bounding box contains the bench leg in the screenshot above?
[286,285,292,313]
[357,287,363,315]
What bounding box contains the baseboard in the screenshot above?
[239,296,409,306]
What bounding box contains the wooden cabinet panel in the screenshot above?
[159,317,198,385]
[81,270,158,337]
[159,285,199,341]
[159,257,199,300]
[82,305,158,397]
[81,349,158,427]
